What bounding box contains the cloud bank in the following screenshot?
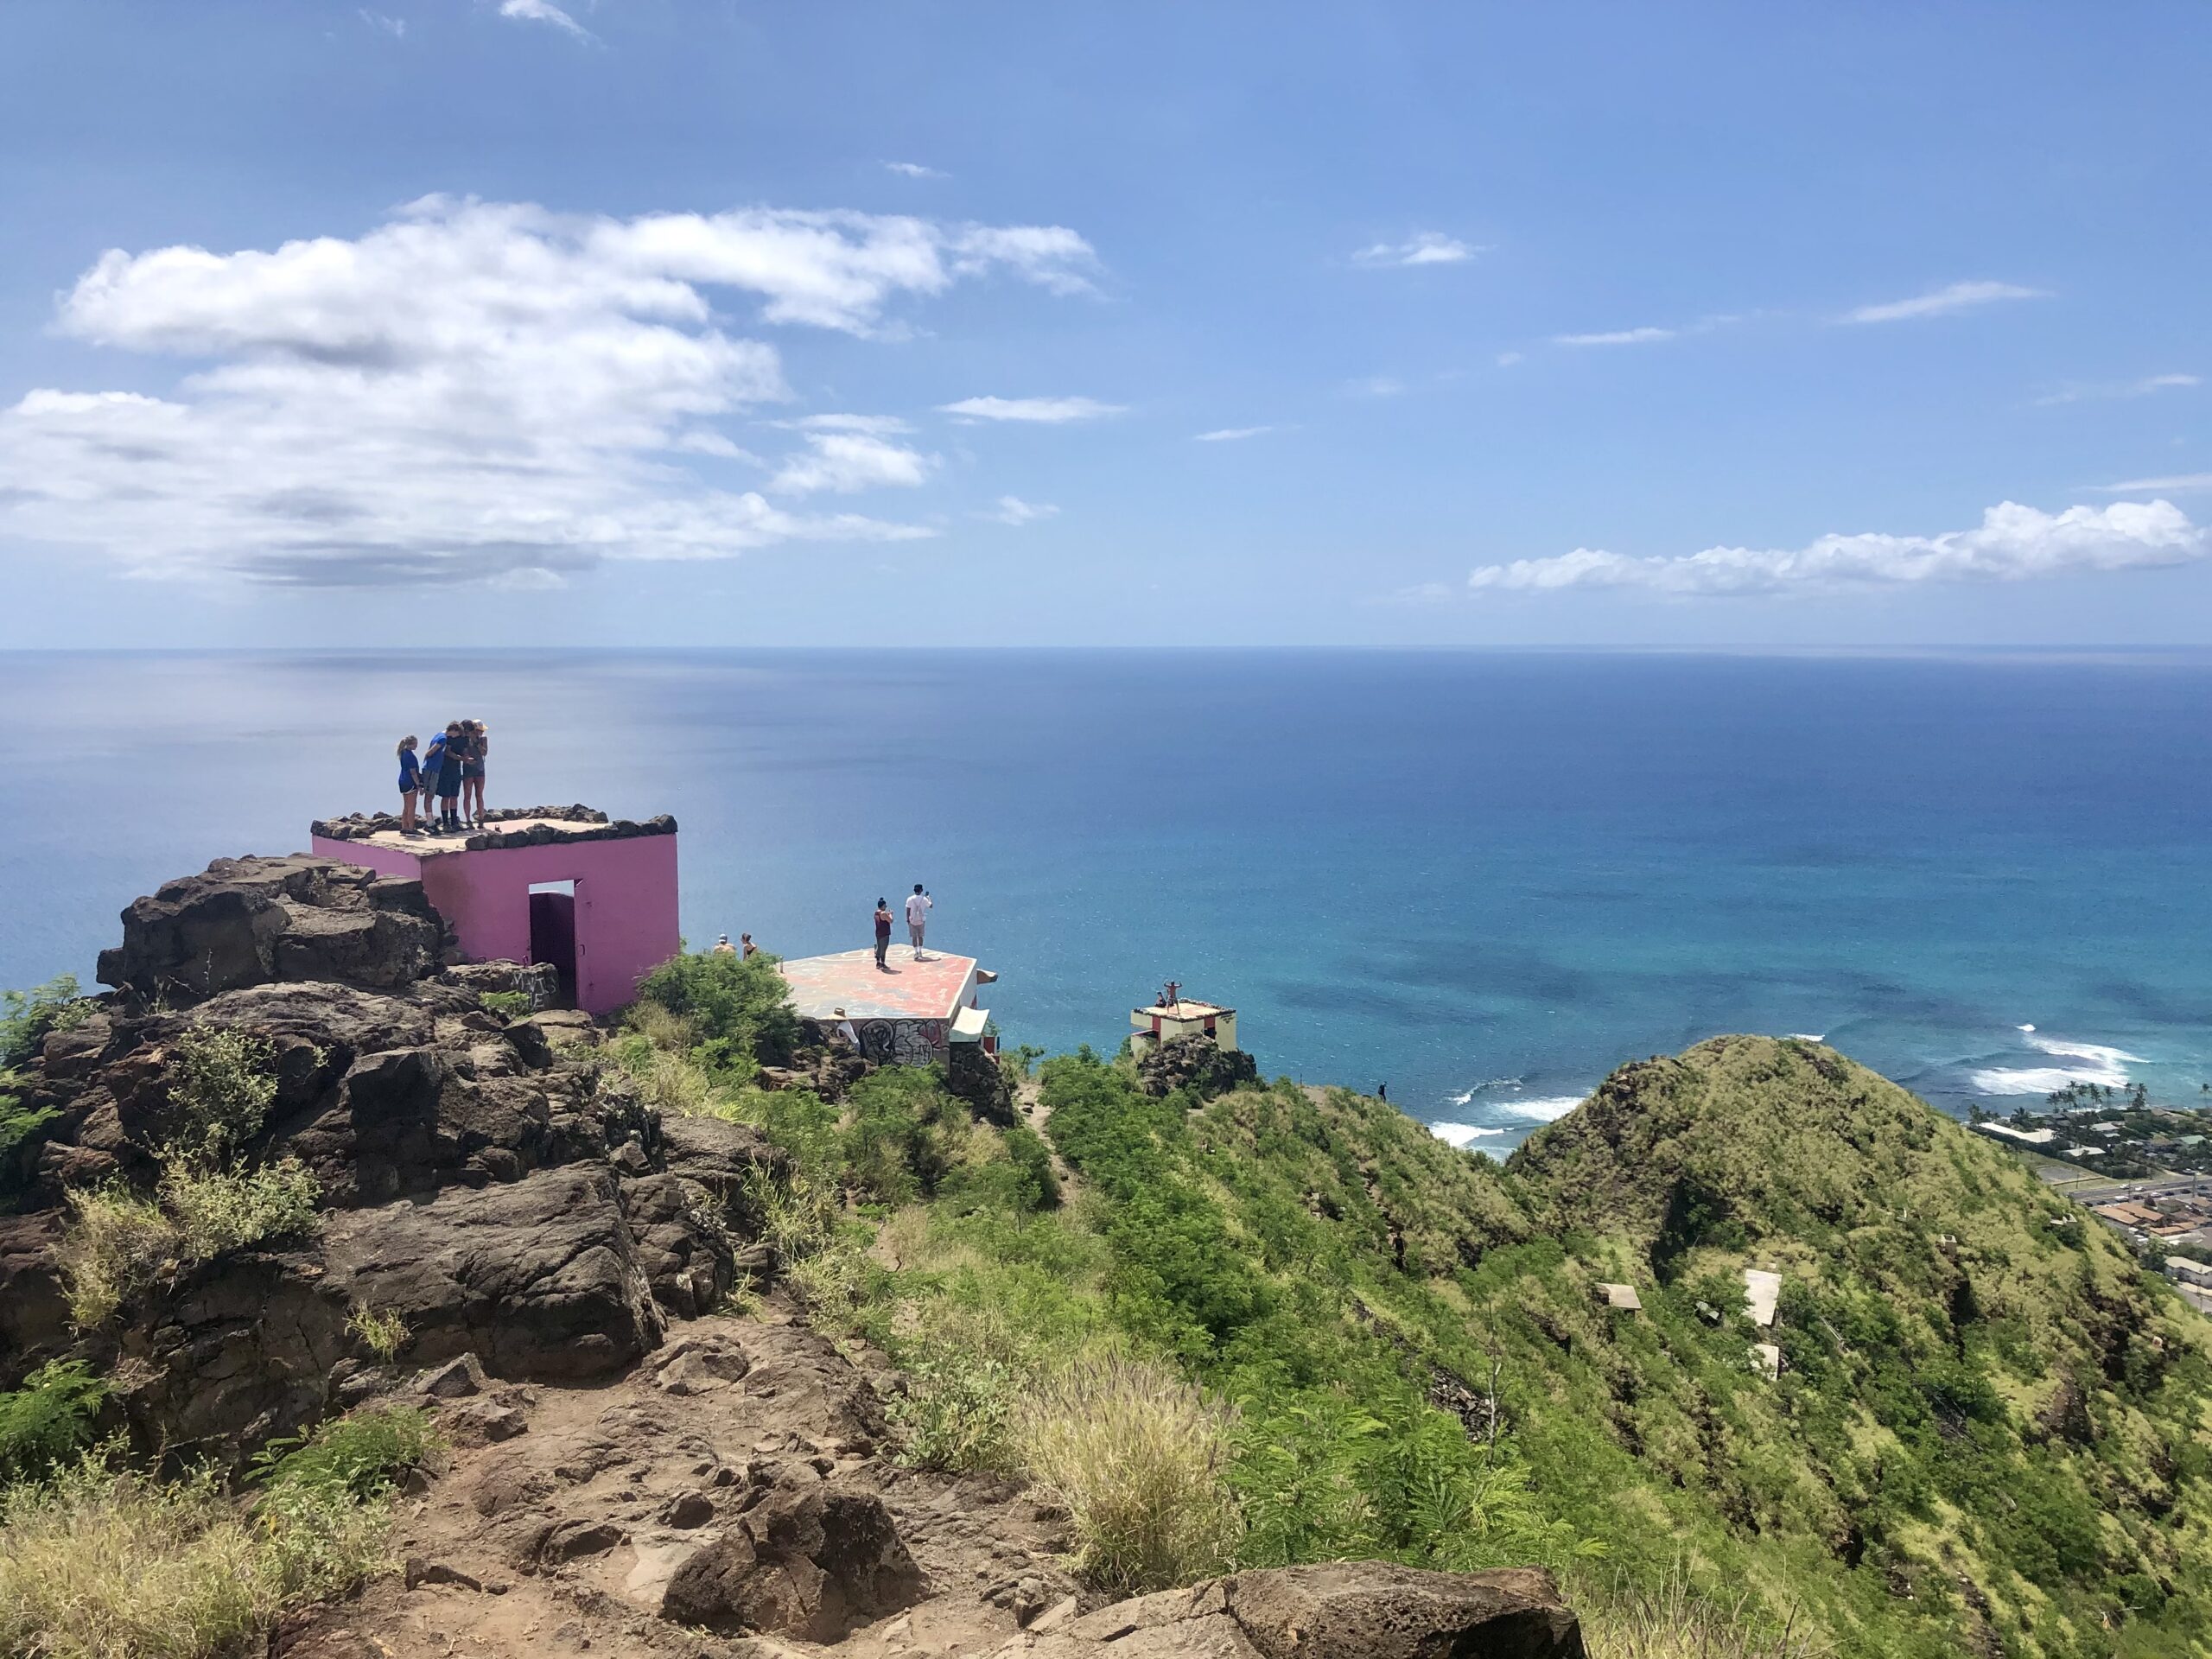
[1467,501,2203,597]
[0,197,1099,585]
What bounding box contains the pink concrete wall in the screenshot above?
[311,833,681,1014]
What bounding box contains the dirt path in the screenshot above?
[282,1301,1076,1659]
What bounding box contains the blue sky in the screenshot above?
[1,1,2208,647]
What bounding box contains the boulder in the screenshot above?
[324,1166,664,1382]
[1001,1566,1583,1659]
[96,855,443,1000]
[622,1173,738,1317]
[660,1481,925,1639]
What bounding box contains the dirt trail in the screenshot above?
[282,1301,1077,1659]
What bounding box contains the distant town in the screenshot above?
[1972,1091,2212,1313]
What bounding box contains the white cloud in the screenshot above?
[985,495,1058,525]
[1193,425,1274,442]
[1344,374,1405,398]
[785,412,912,435]
[360,10,407,37]
[1842,280,2048,325]
[1495,351,1524,367]
[2035,372,2199,407]
[769,431,933,494]
[937,395,1124,423]
[1351,232,1479,269]
[1553,326,1675,347]
[499,0,590,38]
[884,161,946,180]
[2096,472,2212,494]
[1466,501,2203,597]
[0,197,1097,585]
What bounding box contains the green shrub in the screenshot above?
[633,950,798,1078]
[160,1160,321,1257]
[844,1067,966,1204]
[477,989,532,1017]
[58,1185,180,1328]
[1014,1354,1242,1598]
[346,1305,409,1363]
[0,1362,110,1484]
[889,1345,1025,1473]
[250,1404,440,1502]
[0,976,92,1071]
[167,1026,278,1166]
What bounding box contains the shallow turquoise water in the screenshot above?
[4,648,2208,1150]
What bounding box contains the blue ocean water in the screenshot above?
[3,648,2208,1152]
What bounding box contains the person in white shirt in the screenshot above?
[833,1007,861,1050]
[906,884,932,957]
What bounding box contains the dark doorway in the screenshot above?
[529,880,578,1007]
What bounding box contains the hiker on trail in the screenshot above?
[740,933,759,960]
[1377,1082,1388,1103]
[396,737,421,835]
[874,899,894,969]
[418,728,450,829]
[459,719,489,829]
[906,884,932,957]
[712,935,737,957]
[434,722,465,832]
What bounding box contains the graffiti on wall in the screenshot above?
[858,1020,949,1066]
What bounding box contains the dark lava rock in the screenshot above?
[660,1481,925,1639]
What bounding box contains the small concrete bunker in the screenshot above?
[312,805,679,1015]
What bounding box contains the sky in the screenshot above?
[1,2,2209,648]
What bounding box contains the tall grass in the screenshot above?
[60,1161,321,1329]
[1573,1569,1830,1659]
[0,1457,391,1659]
[57,1185,179,1329]
[1014,1353,1242,1599]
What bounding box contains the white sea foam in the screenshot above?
[1969,1033,2145,1095]
[1501,1096,1586,1122]
[1429,1122,1508,1147]
[1445,1090,1475,1107]
[2018,1023,2037,1033]
[1789,1033,1826,1043]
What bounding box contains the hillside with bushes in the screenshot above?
[1,855,2208,1659]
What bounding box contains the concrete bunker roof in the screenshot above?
[313,804,677,855]
[780,945,981,1022]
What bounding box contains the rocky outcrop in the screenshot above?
[96,855,446,999]
[1002,1564,1584,1659]
[1,854,781,1469]
[1136,1034,1260,1102]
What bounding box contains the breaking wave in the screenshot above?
[1429,1122,1508,1147]
[1969,1034,2144,1096]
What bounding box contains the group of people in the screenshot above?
[394,720,489,836]
[874,885,932,969]
[711,933,760,959]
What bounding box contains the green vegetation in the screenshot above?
[0,1363,110,1485]
[477,988,534,1017]
[56,1023,318,1328]
[632,947,799,1082]
[346,1303,410,1363]
[615,1001,2211,1659]
[1,976,93,1204]
[0,1406,437,1659]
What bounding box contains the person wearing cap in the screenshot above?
[712,934,737,957]
[833,1007,861,1050]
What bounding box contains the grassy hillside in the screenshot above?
[760,1032,2210,1659]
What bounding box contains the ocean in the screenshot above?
[3,648,2208,1152]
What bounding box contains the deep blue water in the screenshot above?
[3,648,2209,1151]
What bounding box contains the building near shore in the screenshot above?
[1130,993,1239,1057]
[311,805,678,1015]
[779,944,995,1066]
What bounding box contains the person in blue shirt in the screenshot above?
[397,736,422,835]
[418,729,449,832]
